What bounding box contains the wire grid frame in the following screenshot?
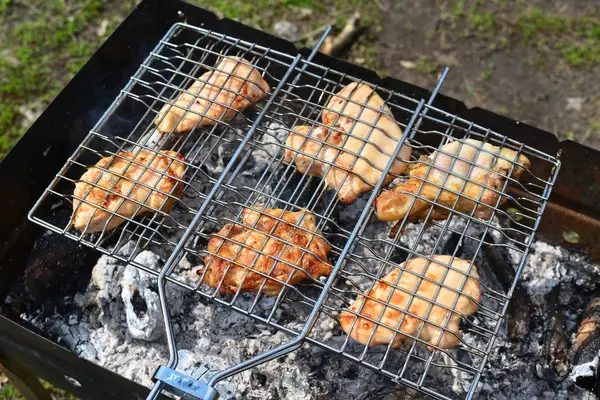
[164,67,429,335]
[277,61,561,399]
[160,57,561,399]
[23,21,562,400]
[28,23,298,277]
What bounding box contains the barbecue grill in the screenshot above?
[2,1,600,400]
[27,18,561,400]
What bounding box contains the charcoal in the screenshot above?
[570,297,600,392]
[540,313,569,381]
[483,241,533,341]
[1,280,29,318]
[441,231,464,258]
[539,285,569,380]
[24,207,99,303]
[538,284,570,382]
[506,286,534,342]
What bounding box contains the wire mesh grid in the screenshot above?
[161,59,560,399]
[28,23,298,276]
[264,60,561,399]
[26,22,562,400]
[161,69,428,337]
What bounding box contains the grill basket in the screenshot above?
[28,23,561,400]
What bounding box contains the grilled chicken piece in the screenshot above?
[199,208,333,296]
[340,256,480,350]
[375,139,531,223]
[284,82,411,204]
[73,150,185,233]
[155,56,270,134]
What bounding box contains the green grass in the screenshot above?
[351,32,384,72]
[42,380,79,400]
[0,380,22,400]
[515,8,600,66]
[450,0,497,31]
[194,0,378,31]
[199,0,323,27]
[516,8,568,40]
[0,377,78,400]
[0,0,139,159]
[415,59,441,74]
[452,0,465,18]
[0,0,379,160]
[466,2,496,31]
[448,1,600,68]
[479,67,493,80]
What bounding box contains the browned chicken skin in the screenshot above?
[73,150,186,233]
[339,256,480,350]
[284,82,411,204]
[155,56,270,134]
[199,208,333,296]
[375,139,531,223]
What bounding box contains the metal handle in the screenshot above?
[153,366,218,400]
[147,26,331,400]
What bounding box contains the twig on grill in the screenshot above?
[321,12,364,56]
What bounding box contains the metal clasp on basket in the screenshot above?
[153,366,219,400]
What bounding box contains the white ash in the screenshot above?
[572,356,600,397]
[121,261,164,341]
[477,239,600,400]
[517,241,565,295]
[23,214,600,399]
[257,122,288,161]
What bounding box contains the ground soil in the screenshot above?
[372,0,600,149]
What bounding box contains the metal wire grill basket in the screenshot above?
[28,22,561,400]
[28,23,298,275]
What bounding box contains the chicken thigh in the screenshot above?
[284,82,411,204]
[155,56,270,134]
[339,256,480,350]
[375,139,531,223]
[73,150,186,233]
[199,208,333,296]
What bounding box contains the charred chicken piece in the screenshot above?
[375,139,531,223]
[155,56,270,134]
[199,208,333,296]
[73,150,186,233]
[339,256,480,350]
[284,82,411,204]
